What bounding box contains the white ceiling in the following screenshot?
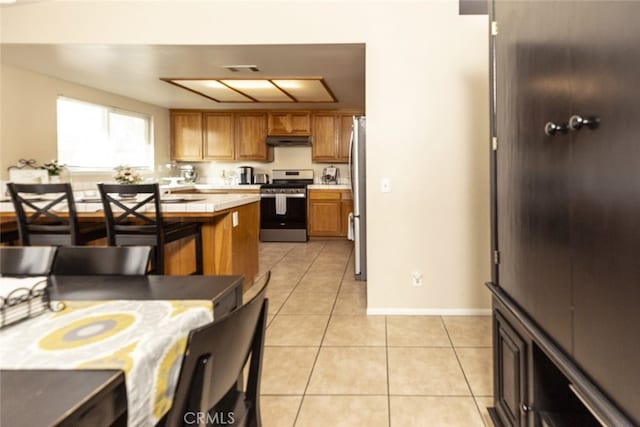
[0,43,365,110]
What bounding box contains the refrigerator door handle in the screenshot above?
[348,126,354,196]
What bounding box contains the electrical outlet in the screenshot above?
[232,211,239,227]
[412,271,423,287]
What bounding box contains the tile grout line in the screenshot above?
[289,241,343,427]
[385,315,392,427]
[261,241,327,427]
[441,316,488,426]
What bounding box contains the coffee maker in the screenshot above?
[237,166,254,185]
[322,165,340,184]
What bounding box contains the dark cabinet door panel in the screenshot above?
[494,0,573,353]
[494,309,528,427]
[568,3,640,424]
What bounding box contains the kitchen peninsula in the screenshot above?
[0,193,260,288]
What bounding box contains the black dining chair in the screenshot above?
[0,246,57,276]
[97,183,203,275]
[161,272,270,427]
[51,246,153,275]
[7,183,106,246]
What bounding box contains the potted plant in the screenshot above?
[41,160,66,182]
[114,165,143,198]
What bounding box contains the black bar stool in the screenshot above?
[7,183,106,246]
[97,183,203,275]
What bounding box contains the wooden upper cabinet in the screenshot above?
[268,111,311,135]
[235,113,272,161]
[171,112,203,161]
[203,113,234,160]
[311,111,360,163]
[171,110,272,162]
[312,113,338,161]
[337,114,354,162]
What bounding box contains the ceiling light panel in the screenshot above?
[221,80,293,102]
[272,79,336,102]
[172,80,251,102]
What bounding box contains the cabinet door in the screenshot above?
[288,111,311,135]
[203,113,234,160]
[308,190,341,236]
[494,309,528,427]
[568,3,640,424]
[235,113,272,161]
[336,114,353,163]
[267,112,290,135]
[171,112,203,160]
[312,113,338,162]
[267,111,311,135]
[494,0,573,353]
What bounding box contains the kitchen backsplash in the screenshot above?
[179,146,350,184]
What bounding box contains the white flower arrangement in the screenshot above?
[41,160,66,176]
[114,165,143,184]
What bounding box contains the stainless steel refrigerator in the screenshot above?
[349,116,367,280]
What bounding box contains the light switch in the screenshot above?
[381,177,391,193]
[232,211,239,227]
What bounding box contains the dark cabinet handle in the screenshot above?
[544,121,568,136]
[568,115,600,131]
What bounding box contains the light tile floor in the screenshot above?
[247,241,494,427]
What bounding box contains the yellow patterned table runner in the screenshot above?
[0,299,213,427]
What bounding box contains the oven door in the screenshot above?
[260,193,308,242]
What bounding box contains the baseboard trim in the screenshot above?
[366,308,492,316]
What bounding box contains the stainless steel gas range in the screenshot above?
[259,169,314,242]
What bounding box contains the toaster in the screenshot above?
[253,173,269,184]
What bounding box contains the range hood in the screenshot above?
[265,136,312,146]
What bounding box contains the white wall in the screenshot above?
[0,63,171,183]
[0,0,491,312]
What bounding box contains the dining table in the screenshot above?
[0,274,244,427]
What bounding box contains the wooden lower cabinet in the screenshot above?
[307,189,352,237]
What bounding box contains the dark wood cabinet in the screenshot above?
[494,0,573,355]
[490,1,640,426]
[494,310,528,427]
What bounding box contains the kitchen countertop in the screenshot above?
[0,193,260,214]
[160,184,262,191]
[307,184,351,190]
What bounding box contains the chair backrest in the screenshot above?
[164,272,271,427]
[97,183,164,246]
[51,246,153,275]
[7,183,81,246]
[0,246,57,276]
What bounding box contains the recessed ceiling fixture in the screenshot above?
[222,65,260,72]
[160,77,337,103]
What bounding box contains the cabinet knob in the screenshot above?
[544,121,568,136]
[568,115,600,131]
[521,403,532,413]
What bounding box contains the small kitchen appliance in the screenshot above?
[322,166,340,184]
[237,166,254,185]
[179,164,198,183]
[253,173,269,184]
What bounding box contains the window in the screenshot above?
[57,97,153,171]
